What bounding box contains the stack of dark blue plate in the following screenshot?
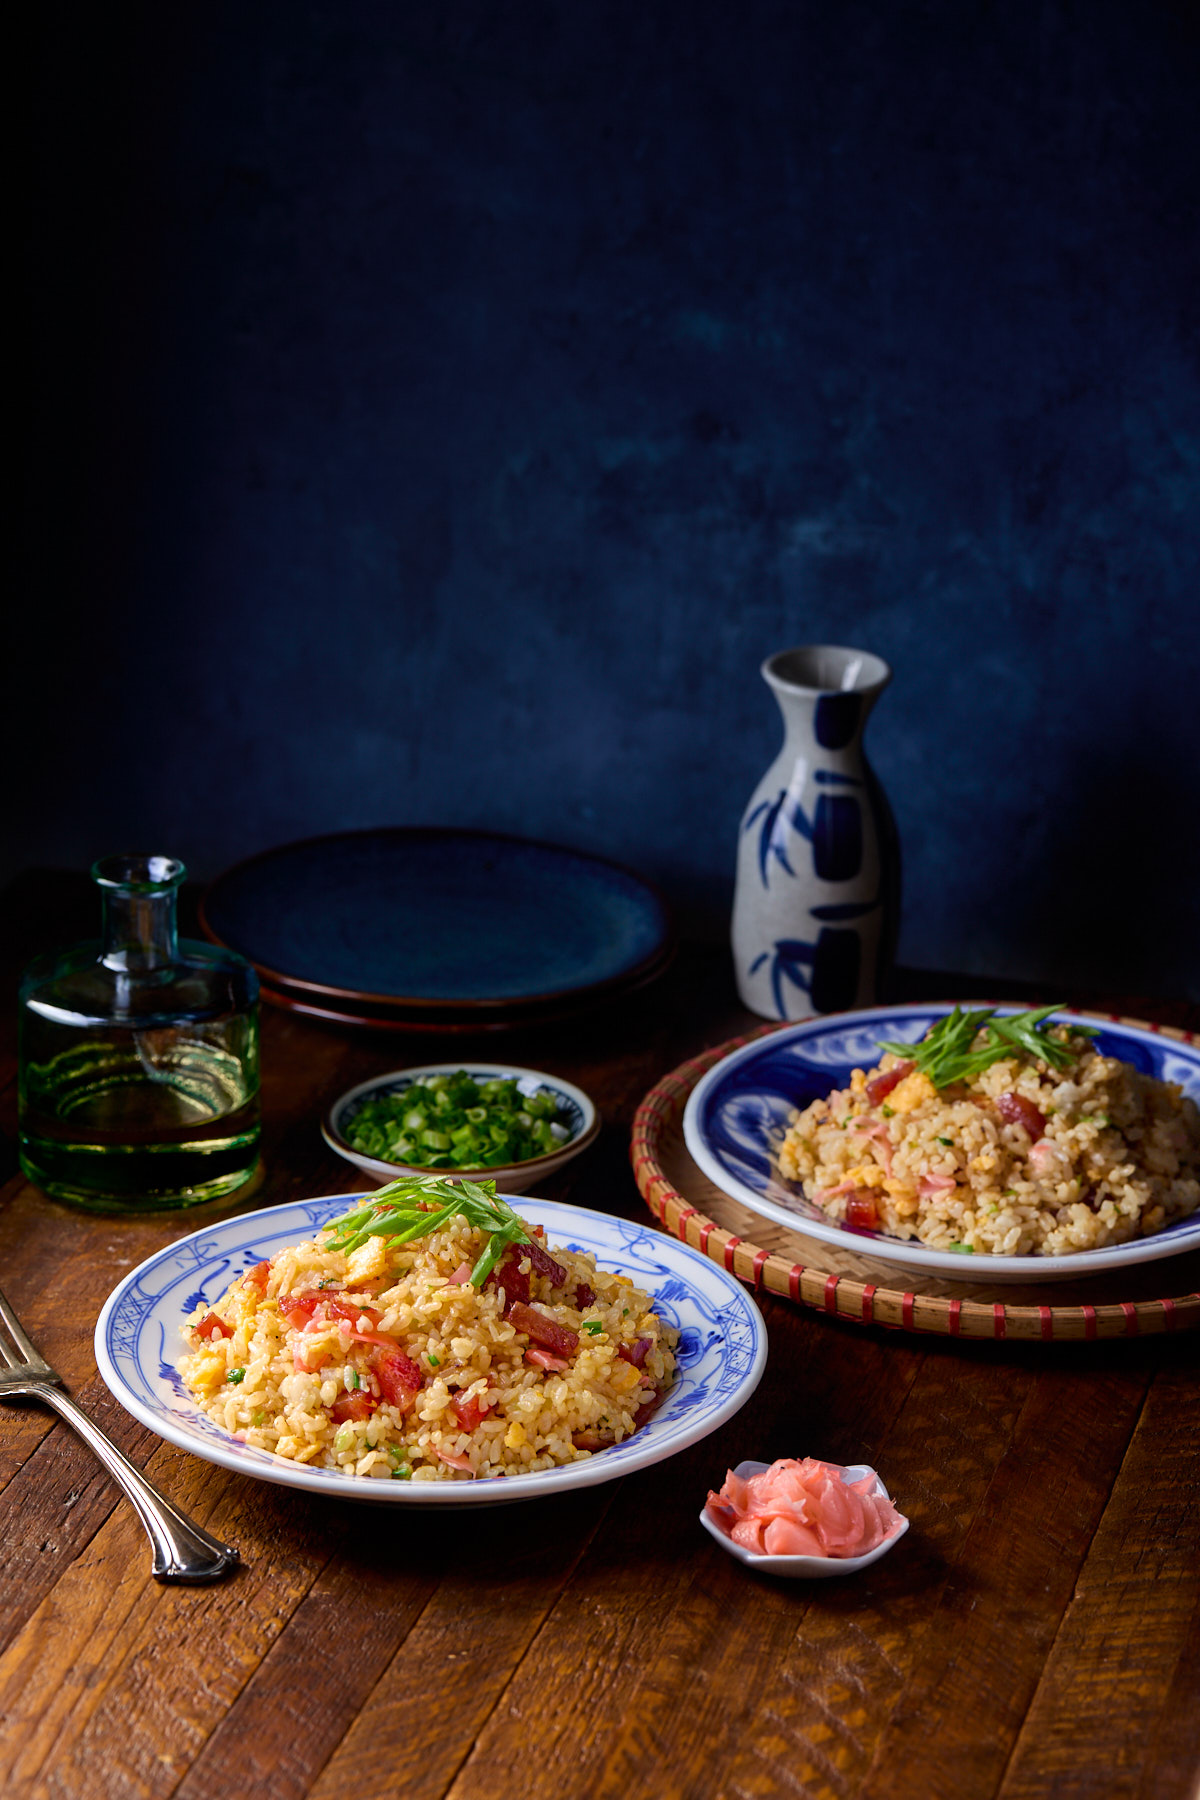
[200,829,675,1033]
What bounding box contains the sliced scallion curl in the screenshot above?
[322,1174,532,1289]
[876,1005,1097,1092]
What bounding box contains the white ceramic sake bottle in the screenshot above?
[731,645,899,1021]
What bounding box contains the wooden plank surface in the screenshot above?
[1,877,1198,1800]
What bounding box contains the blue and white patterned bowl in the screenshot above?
[683,1005,1200,1285]
[94,1195,767,1505]
[323,1063,600,1194]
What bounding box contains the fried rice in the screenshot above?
[777,1027,1200,1256]
[178,1210,677,1480]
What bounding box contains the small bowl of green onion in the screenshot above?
[322,1063,600,1194]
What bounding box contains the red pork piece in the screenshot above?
[525,1348,571,1372]
[330,1391,375,1424]
[574,1282,596,1310]
[523,1239,568,1288]
[193,1311,233,1342]
[845,1192,881,1231]
[451,1391,491,1432]
[485,1251,530,1308]
[996,1092,1046,1139]
[435,1447,473,1471]
[371,1347,423,1410]
[632,1392,662,1429]
[244,1261,270,1296]
[866,1061,913,1105]
[279,1292,381,1331]
[617,1337,652,1369]
[506,1301,579,1360]
[572,1429,615,1451]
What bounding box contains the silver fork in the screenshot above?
[0,1285,238,1583]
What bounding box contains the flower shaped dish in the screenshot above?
[699,1460,909,1579]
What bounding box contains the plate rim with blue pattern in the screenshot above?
[682,1004,1200,1285]
[94,1194,767,1504]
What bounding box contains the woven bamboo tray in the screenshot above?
[631,1025,1200,1342]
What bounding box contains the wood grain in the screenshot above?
[997,1357,1200,1800]
[0,880,1197,1800]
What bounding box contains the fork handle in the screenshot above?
[42,1387,239,1583]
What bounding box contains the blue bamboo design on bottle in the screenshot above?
[749,899,879,1017]
[744,784,865,887]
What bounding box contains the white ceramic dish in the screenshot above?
[683,1004,1200,1284]
[699,1460,908,1578]
[95,1194,767,1507]
[322,1063,600,1194]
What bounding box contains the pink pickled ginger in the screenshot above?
[705,1458,905,1559]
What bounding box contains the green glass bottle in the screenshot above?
[18,854,261,1212]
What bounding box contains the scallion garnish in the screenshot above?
[227,1368,245,1384]
[323,1174,532,1288]
[877,1006,1096,1092]
[581,1320,603,1334]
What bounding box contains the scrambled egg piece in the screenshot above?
[842,1165,887,1189]
[189,1350,228,1397]
[887,1071,938,1114]
[345,1235,390,1285]
[504,1420,526,1449]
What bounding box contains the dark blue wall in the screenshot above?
[16,1,1200,995]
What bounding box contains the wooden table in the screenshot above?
[1,882,1197,1800]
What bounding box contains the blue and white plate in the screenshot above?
[683,1005,1200,1285]
[94,1196,767,1505]
[322,1063,600,1194]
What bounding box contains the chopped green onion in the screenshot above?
[226,1368,245,1384]
[343,1071,578,1172]
[937,1136,954,1147]
[581,1320,603,1334]
[881,1105,895,1118]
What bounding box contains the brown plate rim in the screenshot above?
[198,826,677,1013]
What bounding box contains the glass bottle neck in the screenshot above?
[100,887,180,972]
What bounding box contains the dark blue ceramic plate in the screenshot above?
[200,829,674,1013]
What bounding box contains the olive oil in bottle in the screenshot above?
[18,855,261,1212]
